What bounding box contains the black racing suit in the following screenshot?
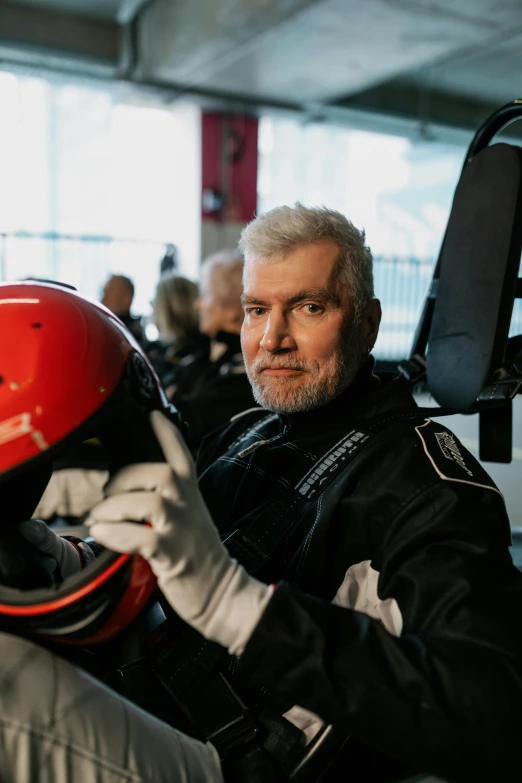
[190,362,522,782]
[118,313,146,346]
[172,330,256,450]
[146,331,210,394]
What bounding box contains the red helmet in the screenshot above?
[0,281,168,644]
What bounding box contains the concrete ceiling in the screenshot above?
[4,0,122,20]
[137,0,522,104]
[1,0,522,132]
[405,31,522,105]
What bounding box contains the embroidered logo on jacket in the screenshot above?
[416,420,503,496]
[434,431,473,477]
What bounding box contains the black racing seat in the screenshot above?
[399,100,522,463]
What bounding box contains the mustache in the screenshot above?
[250,357,318,374]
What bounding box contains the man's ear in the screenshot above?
[365,299,382,351]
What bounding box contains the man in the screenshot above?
[101,273,145,344]
[1,204,522,783]
[171,249,255,448]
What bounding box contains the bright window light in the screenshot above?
[0,71,201,318]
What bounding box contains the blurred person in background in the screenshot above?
[159,243,178,278]
[101,274,145,345]
[147,275,208,397]
[171,249,255,450]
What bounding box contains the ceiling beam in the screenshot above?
[331,81,522,138]
[0,2,121,65]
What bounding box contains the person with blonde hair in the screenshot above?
[196,249,245,338]
[101,273,145,344]
[147,274,207,396]
[153,274,199,341]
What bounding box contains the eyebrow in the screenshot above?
[241,288,340,307]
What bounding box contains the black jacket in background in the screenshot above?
[146,331,210,395]
[172,330,255,451]
[119,313,145,346]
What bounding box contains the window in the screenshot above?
[0,70,201,315]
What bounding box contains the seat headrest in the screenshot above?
[427,143,522,408]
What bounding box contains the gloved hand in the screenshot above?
[19,519,86,582]
[86,411,273,656]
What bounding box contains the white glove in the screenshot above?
[86,411,273,656]
[19,519,84,581]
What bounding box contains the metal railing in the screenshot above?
[372,255,434,361]
[0,230,172,314]
[370,254,522,361]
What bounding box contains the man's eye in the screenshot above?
[303,304,322,314]
[247,307,266,317]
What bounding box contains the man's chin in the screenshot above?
[251,384,325,415]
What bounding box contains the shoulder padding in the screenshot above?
[414,419,503,496]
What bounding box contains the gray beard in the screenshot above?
[246,343,363,415]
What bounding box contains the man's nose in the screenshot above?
[260,312,296,353]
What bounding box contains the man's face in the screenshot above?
[241,241,379,414]
[101,278,131,317]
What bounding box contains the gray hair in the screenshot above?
[153,274,199,341]
[238,203,374,320]
[200,250,244,311]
